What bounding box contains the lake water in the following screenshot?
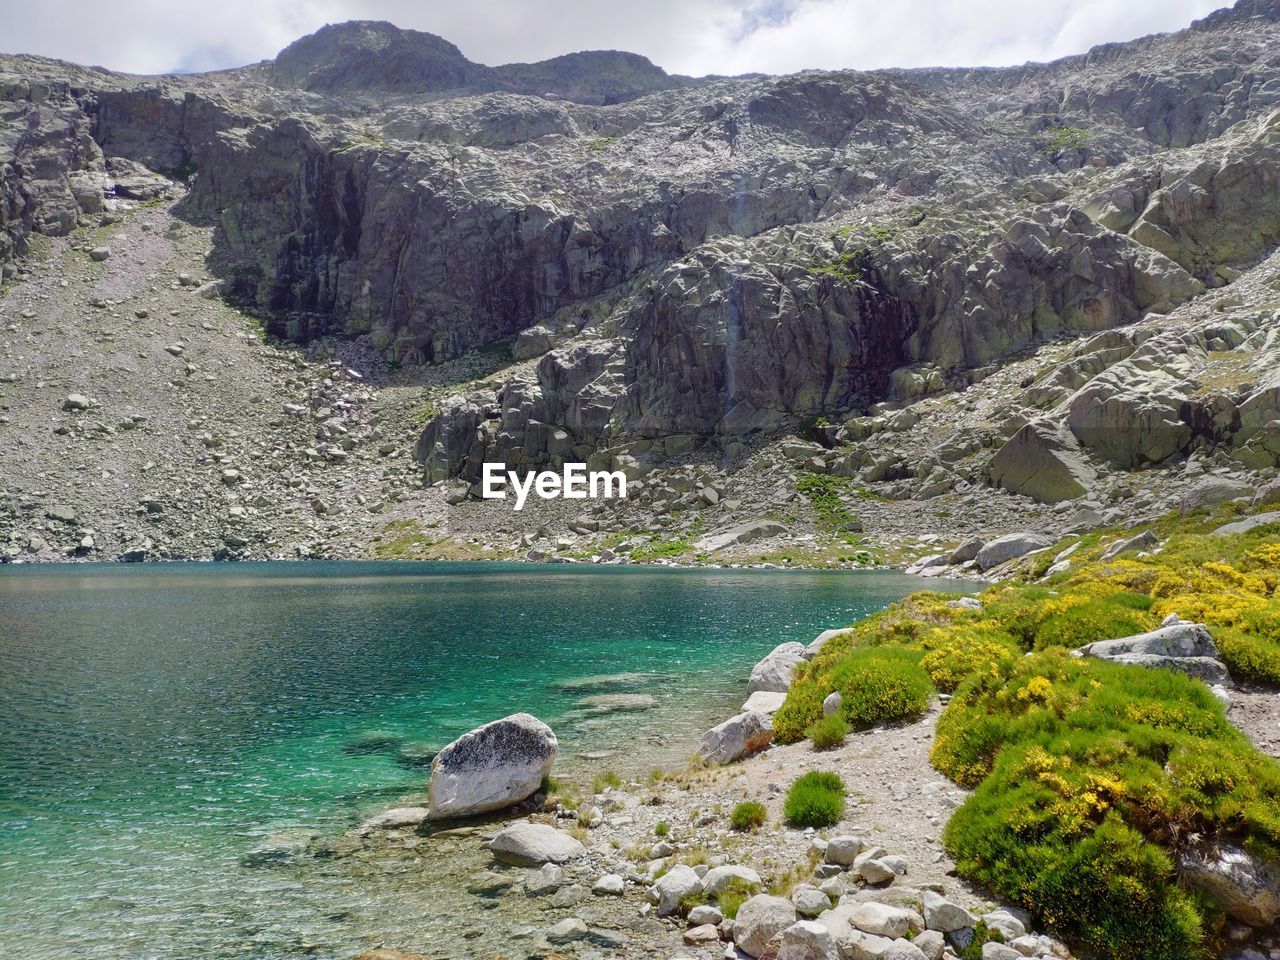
[0,561,972,960]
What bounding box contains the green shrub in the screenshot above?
[730,801,767,831]
[806,712,849,750]
[957,921,1005,960]
[717,877,757,918]
[1215,625,1280,685]
[829,647,933,729]
[654,821,670,837]
[784,770,846,828]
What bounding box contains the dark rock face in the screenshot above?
[4,1,1280,488]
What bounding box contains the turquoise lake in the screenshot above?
[0,561,973,959]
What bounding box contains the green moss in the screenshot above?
[783,770,846,828]
[1039,125,1090,155]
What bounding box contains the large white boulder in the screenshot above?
[748,642,807,693]
[488,820,585,866]
[696,710,773,765]
[975,533,1053,571]
[778,919,840,960]
[734,894,798,957]
[427,713,557,819]
[1077,622,1227,683]
[651,863,702,916]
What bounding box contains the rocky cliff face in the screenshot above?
[2,0,1280,538]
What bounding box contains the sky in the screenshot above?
[0,0,1230,77]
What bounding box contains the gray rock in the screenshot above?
[824,835,865,866]
[748,642,807,693]
[921,891,975,932]
[778,920,839,960]
[1181,477,1255,513]
[703,864,763,896]
[1179,842,1280,927]
[688,904,724,926]
[988,419,1095,503]
[742,690,788,715]
[734,894,797,958]
[697,521,790,552]
[488,821,585,866]
[791,884,832,918]
[1099,529,1159,560]
[427,712,557,819]
[651,863,702,916]
[847,902,916,939]
[1077,622,1228,683]
[696,711,773,765]
[359,806,430,831]
[593,873,625,895]
[822,691,843,718]
[1213,512,1280,536]
[974,533,1053,570]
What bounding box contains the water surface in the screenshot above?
[0,561,973,959]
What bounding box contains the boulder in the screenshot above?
[791,884,832,918]
[824,835,866,866]
[848,902,916,939]
[975,533,1053,571]
[822,691,843,718]
[805,628,850,659]
[1213,512,1280,536]
[748,642,807,693]
[948,538,984,564]
[427,712,556,819]
[651,863,702,916]
[734,894,798,957]
[742,690,788,715]
[1181,477,1255,513]
[778,920,840,960]
[1100,529,1158,560]
[703,864,763,896]
[697,520,790,552]
[922,891,975,932]
[696,710,773,765]
[1180,842,1280,927]
[913,930,946,960]
[988,420,1095,503]
[1077,622,1228,683]
[488,821,585,866]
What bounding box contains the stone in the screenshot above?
[547,917,590,943]
[684,923,721,945]
[703,864,763,896]
[1180,477,1255,513]
[822,691,843,718]
[696,521,790,552]
[653,864,704,916]
[980,909,1027,940]
[848,902,915,939]
[733,895,797,958]
[855,851,897,885]
[89,246,111,261]
[988,420,1095,503]
[921,891,975,932]
[824,835,865,866]
[912,930,946,960]
[805,628,850,659]
[1213,512,1280,536]
[1077,622,1228,683]
[742,690,788,715]
[696,711,773,765]
[62,393,92,411]
[1099,529,1158,560]
[689,904,725,926]
[360,806,430,830]
[777,920,839,960]
[488,821,585,866]
[791,884,831,917]
[1179,842,1280,927]
[974,533,1053,571]
[525,862,565,893]
[981,944,1022,960]
[427,712,557,819]
[593,873,625,895]
[747,642,807,693]
[948,538,984,564]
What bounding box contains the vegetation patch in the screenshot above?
[730,801,767,831]
[783,770,846,828]
[772,506,1280,959]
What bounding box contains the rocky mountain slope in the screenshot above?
[2,1,1280,563]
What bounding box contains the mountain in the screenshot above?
[1,2,1279,569]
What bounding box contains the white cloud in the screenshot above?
[0,0,1230,77]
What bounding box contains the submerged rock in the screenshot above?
[488,820,585,866]
[427,712,557,820]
